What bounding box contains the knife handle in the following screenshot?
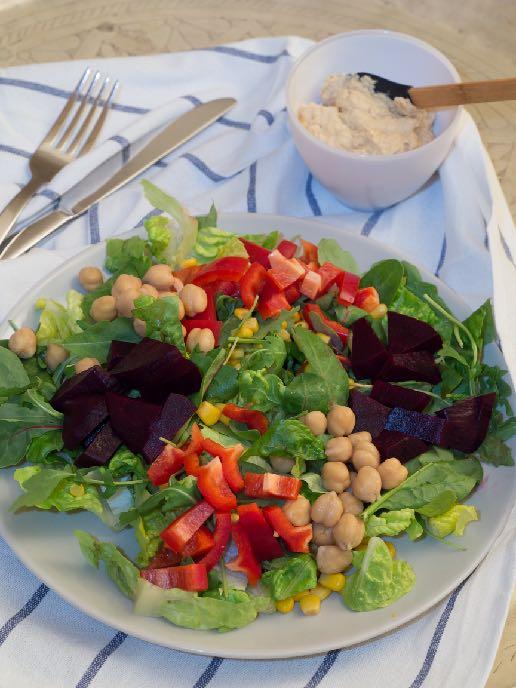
[0,210,72,260]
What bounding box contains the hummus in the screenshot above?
[298,74,435,155]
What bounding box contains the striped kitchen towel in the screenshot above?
[0,36,515,688]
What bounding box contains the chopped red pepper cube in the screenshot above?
[277,239,298,259]
[300,239,318,266]
[201,436,244,493]
[299,270,322,299]
[183,452,201,476]
[193,257,249,287]
[268,251,306,289]
[197,457,237,511]
[243,472,301,500]
[196,512,232,571]
[284,284,301,304]
[318,262,343,293]
[240,262,267,309]
[140,563,208,591]
[227,521,262,585]
[174,265,201,285]
[160,501,214,552]
[183,319,222,345]
[147,547,181,569]
[222,403,269,435]
[237,503,283,561]
[182,422,203,455]
[257,272,292,319]
[337,271,361,305]
[241,239,271,268]
[147,444,185,486]
[354,286,380,313]
[182,525,214,559]
[263,505,312,553]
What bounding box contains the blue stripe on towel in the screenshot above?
[257,109,274,125]
[305,174,322,216]
[361,210,383,236]
[181,95,250,130]
[76,631,127,688]
[193,657,224,688]
[435,234,447,276]
[304,649,341,688]
[110,134,131,163]
[88,203,100,244]
[0,143,31,159]
[199,45,289,63]
[0,584,49,647]
[247,162,257,212]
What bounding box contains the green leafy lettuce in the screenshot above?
[426,504,478,538]
[75,531,139,599]
[193,225,248,263]
[132,294,185,353]
[35,290,84,345]
[262,554,317,600]
[240,231,281,249]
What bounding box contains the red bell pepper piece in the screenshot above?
[354,286,380,313]
[237,503,283,561]
[257,272,291,319]
[147,547,181,569]
[240,262,267,309]
[301,239,318,266]
[182,525,214,559]
[182,422,203,455]
[222,403,269,435]
[201,436,245,493]
[197,457,237,511]
[212,280,240,298]
[196,512,232,571]
[303,303,349,347]
[277,239,298,259]
[241,239,271,268]
[140,563,208,591]
[243,472,301,500]
[227,521,262,585]
[299,270,322,299]
[147,444,185,486]
[183,452,200,476]
[193,257,249,286]
[160,501,214,552]
[174,265,201,285]
[268,251,306,289]
[337,271,361,305]
[183,319,222,345]
[284,284,301,304]
[263,506,312,553]
[318,262,343,293]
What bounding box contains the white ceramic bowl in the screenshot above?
[286,30,463,210]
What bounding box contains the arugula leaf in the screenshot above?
[35,289,84,345]
[255,308,300,340]
[75,531,139,599]
[318,239,359,274]
[10,466,73,510]
[426,504,478,538]
[300,472,327,503]
[26,431,64,464]
[239,455,272,474]
[195,348,227,401]
[119,475,199,526]
[132,294,185,353]
[216,294,238,321]
[390,286,452,341]
[0,402,63,468]
[262,554,317,600]
[282,372,331,414]
[62,317,140,362]
[414,489,457,517]
[240,334,286,375]
[0,347,30,396]
[238,370,284,413]
[360,259,404,306]
[105,236,152,277]
[191,349,239,402]
[474,433,514,467]
[240,231,281,249]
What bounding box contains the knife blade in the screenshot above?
[0,97,236,260]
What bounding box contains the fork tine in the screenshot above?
[66,76,110,156]
[78,79,119,156]
[41,67,92,146]
[55,71,100,150]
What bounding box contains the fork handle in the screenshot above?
[0,177,43,247]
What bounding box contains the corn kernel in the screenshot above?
[295,321,309,329]
[280,329,291,342]
[197,401,221,426]
[275,597,295,613]
[293,590,310,601]
[281,320,288,330]
[348,379,356,389]
[371,303,388,319]
[69,483,85,497]
[230,362,241,370]
[386,542,396,558]
[245,317,259,333]
[180,257,198,268]
[311,584,332,601]
[293,312,301,322]
[231,512,240,523]
[319,573,346,592]
[234,308,248,320]
[238,326,254,339]
[299,594,321,616]
[316,333,331,344]
[230,347,245,360]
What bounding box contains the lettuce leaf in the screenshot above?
[262,554,317,601]
[144,215,171,261]
[318,239,359,274]
[105,236,152,277]
[365,508,419,538]
[132,294,185,353]
[426,504,478,538]
[238,371,284,413]
[36,290,84,345]
[192,225,248,263]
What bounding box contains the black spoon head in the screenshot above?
[357,72,414,102]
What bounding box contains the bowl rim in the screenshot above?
[286,28,464,163]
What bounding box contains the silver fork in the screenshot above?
[0,68,119,246]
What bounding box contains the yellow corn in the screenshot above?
[310,584,332,601]
[280,329,291,342]
[299,594,321,616]
[234,307,249,320]
[245,317,259,333]
[230,347,245,360]
[281,320,288,330]
[180,257,198,268]
[229,361,241,370]
[371,303,388,320]
[293,312,301,322]
[69,484,85,498]
[275,597,295,613]
[295,321,309,329]
[386,542,396,558]
[319,573,346,592]
[197,401,221,426]
[293,590,310,602]
[231,512,240,523]
[316,333,331,344]
[238,326,254,339]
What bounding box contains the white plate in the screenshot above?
[0,213,514,659]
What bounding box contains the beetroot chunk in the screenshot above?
[437,393,496,453]
[373,430,429,462]
[107,340,136,371]
[105,392,161,458]
[142,393,196,463]
[371,380,431,412]
[385,407,445,444]
[379,351,441,385]
[75,422,121,468]
[349,390,390,438]
[62,395,108,450]
[388,311,442,355]
[110,338,201,403]
[51,366,120,412]
[351,318,389,380]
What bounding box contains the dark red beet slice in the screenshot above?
[75,422,121,468]
[351,318,389,380]
[62,394,108,449]
[107,340,136,371]
[387,311,442,355]
[105,392,161,457]
[142,392,196,463]
[385,407,445,444]
[51,366,120,412]
[374,430,429,462]
[379,351,441,385]
[110,337,202,403]
[349,390,390,438]
[371,380,431,412]
[437,393,496,453]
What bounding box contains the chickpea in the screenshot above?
[180,283,208,317]
[143,264,173,291]
[111,274,142,298]
[348,431,372,447]
[339,492,364,516]
[269,455,295,474]
[282,495,311,527]
[133,318,147,337]
[45,343,68,372]
[78,266,103,292]
[316,545,353,574]
[302,410,327,436]
[310,491,343,528]
[312,523,336,546]
[75,357,100,374]
[186,327,215,353]
[140,283,159,298]
[322,462,351,493]
[182,325,187,338]
[158,292,186,319]
[327,405,355,437]
[171,276,184,293]
[117,288,143,318]
[352,442,380,471]
[8,327,37,359]
[90,295,117,322]
[352,466,382,503]
[325,436,353,462]
[377,458,408,490]
[333,513,365,551]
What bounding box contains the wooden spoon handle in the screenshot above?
[409,77,516,108]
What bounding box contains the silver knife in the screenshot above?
[0,97,236,260]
